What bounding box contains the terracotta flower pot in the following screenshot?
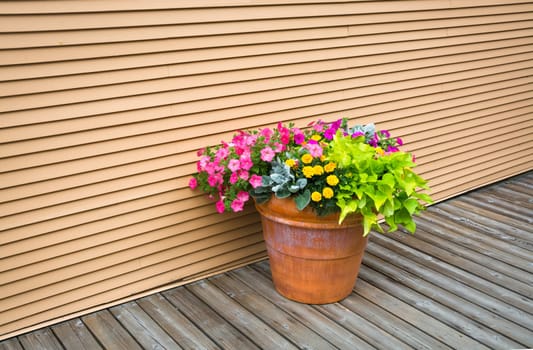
[255,196,368,304]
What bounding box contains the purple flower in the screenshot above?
[380,129,390,138]
[324,127,336,140]
[396,137,403,146]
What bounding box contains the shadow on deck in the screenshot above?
[2,171,532,350]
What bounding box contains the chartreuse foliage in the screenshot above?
[327,131,432,236]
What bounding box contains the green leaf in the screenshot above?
[295,190,310,210]
[385,215,398,232]
[403,198,419,214]
[404,219,416,233]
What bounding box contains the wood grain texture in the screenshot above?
[1,172,532,349]
[1,0,532,339]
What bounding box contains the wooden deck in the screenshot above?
[2,171,532,350]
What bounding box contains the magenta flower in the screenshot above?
[229,172,239,184]
[380,129,390,138]
[249,174,263,188]
[260,128,273,142]
[216,200,226,213]
[260,147,275,162]
[293,130,305,144]
[188,178,198,190]
[240,153,253,170]
[397,137,403,146]
[352,131,364,138]
[324,127,336,140]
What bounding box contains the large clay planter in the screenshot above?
[255,196,368,304]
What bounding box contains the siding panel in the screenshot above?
[1,0,532,339]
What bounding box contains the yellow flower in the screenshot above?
[320,155,326,162]
[322,187,334,199]
[311,191,322,202]
[303,166,314,178]
[313,165,324,176]
[326,174,339,186]
[324,162,336,173]
[301,153,313,164]
[375,147,385,156]
[311,134,322,142]
[285,158,296,168]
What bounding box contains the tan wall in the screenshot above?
[1,0,532,339]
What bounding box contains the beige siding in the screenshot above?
[1,0,532,339]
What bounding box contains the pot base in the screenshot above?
[256,197,368,304]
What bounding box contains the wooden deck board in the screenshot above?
[2,171,532,350]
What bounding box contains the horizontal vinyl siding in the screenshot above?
[1,0,532,339]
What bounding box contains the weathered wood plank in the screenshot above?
[364,246,533,344]
[338,292,452,350]
[210,272,337,350]
[353,278,487,350]
[394,225,532,297]
[459,192,533,223]
[361,257,527,349]
[51,318,102,350]
[316,302,413,350]
[371,230,533,313]
[234,263,375,350]
[416,212,533,285]
[163,286,260,350]
[82,309,142,350]
[110,301,183,349]
[437,200,533,251]
[17,328,63,350]
[186,279,299,350]
[425,207,532,267]
[451,197,533,237]
[136,294,220,350]
[0,338,23,350]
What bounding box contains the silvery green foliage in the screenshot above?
[250,159,307,202]
[350,123,375,142]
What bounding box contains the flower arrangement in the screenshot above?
[189,118,433,235]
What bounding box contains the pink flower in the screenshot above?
[260,128,273,142]
[228,159,240,172]
[188,178,198,190]
[215,147,229,160]
[229,172,239,184]
[240,154,253,170]
[236,191,250,202]
[273,142,284,153]
[260,147,275,162]
[239,170,249,181]
[216,200,226,213]
[249,174,263,188]
[305,143,323,158]
[231,199,244,212]
[208,173,222,187]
